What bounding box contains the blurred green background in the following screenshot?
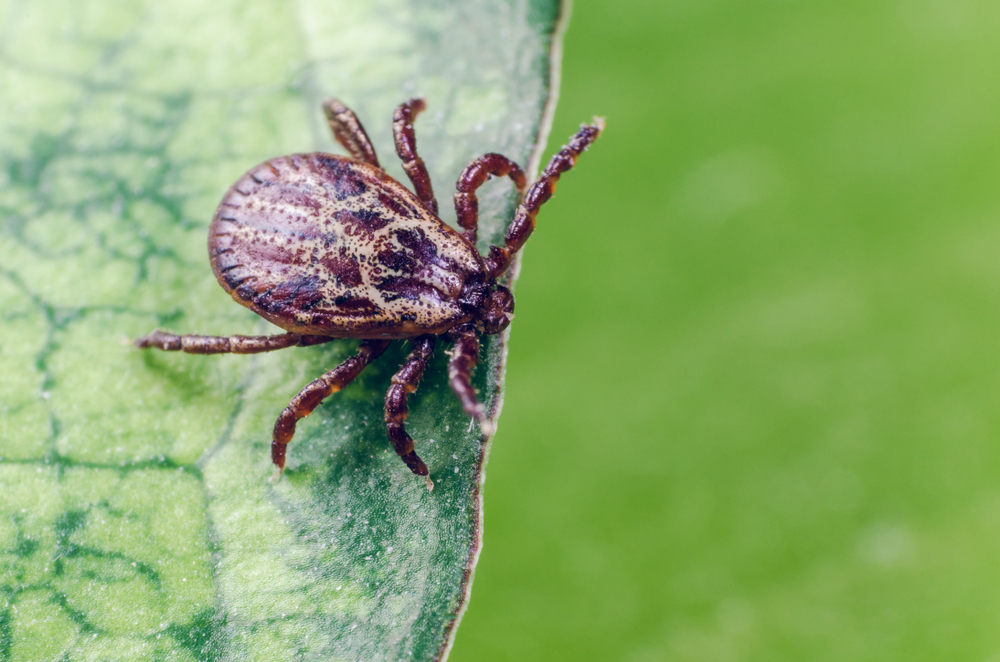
[453,0,1000,660]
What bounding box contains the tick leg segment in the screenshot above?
[134,329,333,354]
[453,153,526,245]
[447,330,492,436]
[322,98,381,168]
[393,98,439,215]
[485,119,605,279]
[385,336,435,479]
[272,339,390,472]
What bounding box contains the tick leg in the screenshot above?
[272,339,390,474]
[447,330,493,436]
[385,336,435,481]
[393,98,439,215]
[485,119,605,279]
[453,153,526,245]
[134,329,333,354]
[322,98,381,168]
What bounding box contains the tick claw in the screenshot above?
[479,419,494,436]
[425,477,434,491]
[270,468,283,484]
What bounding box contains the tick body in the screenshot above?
[211,154,480,338]
[136,98,602,486]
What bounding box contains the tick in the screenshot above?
[135,98,602,487]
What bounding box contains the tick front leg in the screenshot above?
[447,330,492,436]
[134,329,333,354]
[322,98,382,168]
[271,339,390,476]
[453,153,526,245]
[385,337,435,486]
[393,98,439,215]
[485,119,604,279]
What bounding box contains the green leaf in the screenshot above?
[0,1,564,659]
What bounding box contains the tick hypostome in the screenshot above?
[135,97,603,488]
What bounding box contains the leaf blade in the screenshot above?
[0,0,565,659]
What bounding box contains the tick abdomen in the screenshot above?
[209,153,483,338]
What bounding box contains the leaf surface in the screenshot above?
[0,1,563,659]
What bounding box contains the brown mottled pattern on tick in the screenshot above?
[210,153,483,339]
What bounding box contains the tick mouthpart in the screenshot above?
[480,286,515,335]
